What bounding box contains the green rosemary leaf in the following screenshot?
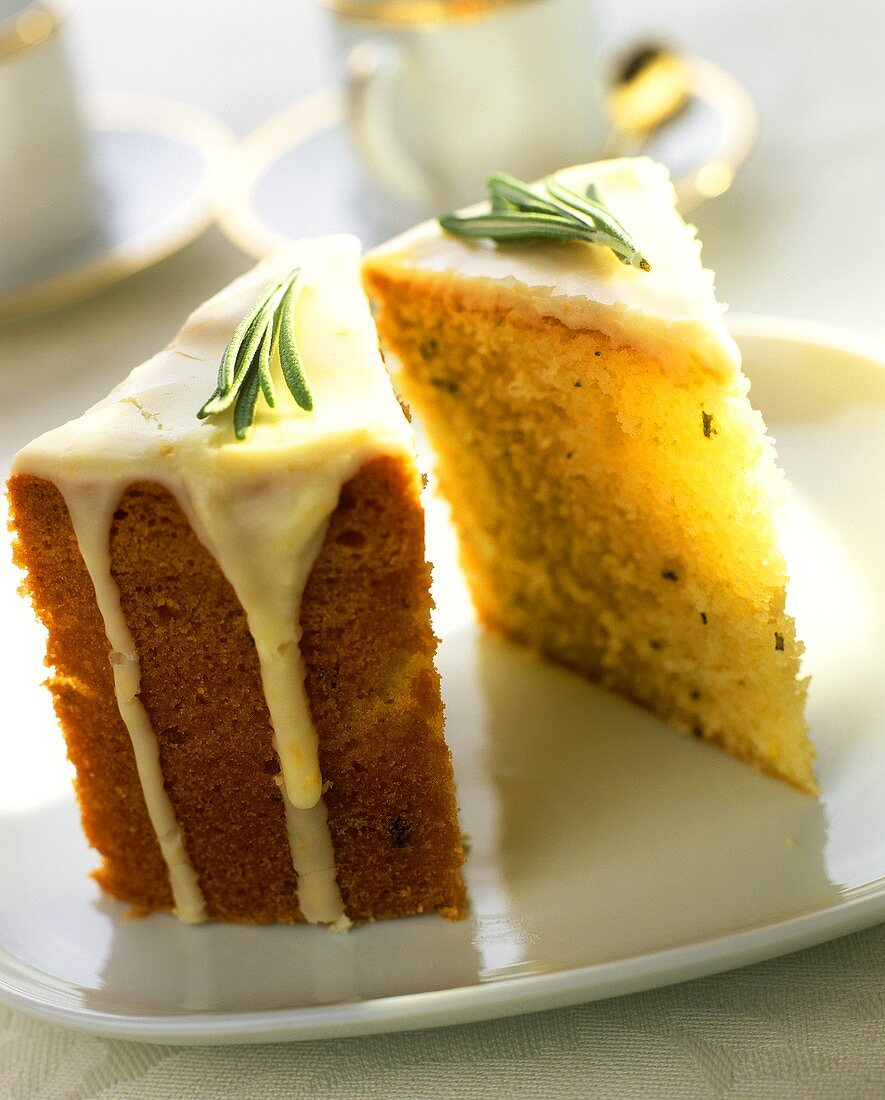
[546,176,630,234]
[545,176,650,270]
[256,317,276,408]
[221,318,266,412]
[278,274,313,412]
[203,294,280,417]
[233,363,261,440]
[197,264,315,436]
[439,211,596,242]
[487,173,562,218]
[439,171,651,272]
[491,173,610,244]
[196,389,220,420]
[491,181,634,257]
[490,192,516,213]
[269,276,287,358]
[216,320,248,399]
[215,276,282,396]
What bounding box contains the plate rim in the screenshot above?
[0,313,882,1044]
[1,882,882,1044]
[0,92,236,321]
[217,85,346,262]
[727,310,885,364]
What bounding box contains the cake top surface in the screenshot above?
[365,158,740,379]
[14,235,412,479]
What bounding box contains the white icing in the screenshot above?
[64,480,207,923]
[275,779,347,925]
[366,158,741,379]
[13,236,414,925]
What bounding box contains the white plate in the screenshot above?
[0,316,882,1044]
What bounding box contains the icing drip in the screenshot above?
[276,781,350,926]
[13,236,414,925]
[179,471,344,814]
[62,480,207,923]
[172,449,372,923]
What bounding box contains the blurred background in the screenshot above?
[1,0,884,463]
[66,0,885,315]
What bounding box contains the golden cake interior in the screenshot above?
[363,269,815,794]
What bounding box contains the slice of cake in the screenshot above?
[364,159,816,794]
[8,235,466,924]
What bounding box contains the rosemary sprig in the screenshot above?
[439,172,651,272]
[197,266,313,439]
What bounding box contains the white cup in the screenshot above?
[0,1,97,286]
[323,0,606,216]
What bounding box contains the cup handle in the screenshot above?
[605,48,757,212]
[345,39,439,210]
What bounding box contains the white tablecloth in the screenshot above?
[1,0,883,1095]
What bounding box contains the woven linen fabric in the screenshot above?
[1,923,883,1100]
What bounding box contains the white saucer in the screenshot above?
[219,57,757,260]
[0,93,235,320]
[0,317,882,1044]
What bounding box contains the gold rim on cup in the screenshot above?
[319,0,534,28]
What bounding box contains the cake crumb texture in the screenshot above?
[364,272,815,794]
[303,455,466,921]
[108,480,304,923]
[8,452,465,921]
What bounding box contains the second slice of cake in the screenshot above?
[364,158,815,794]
